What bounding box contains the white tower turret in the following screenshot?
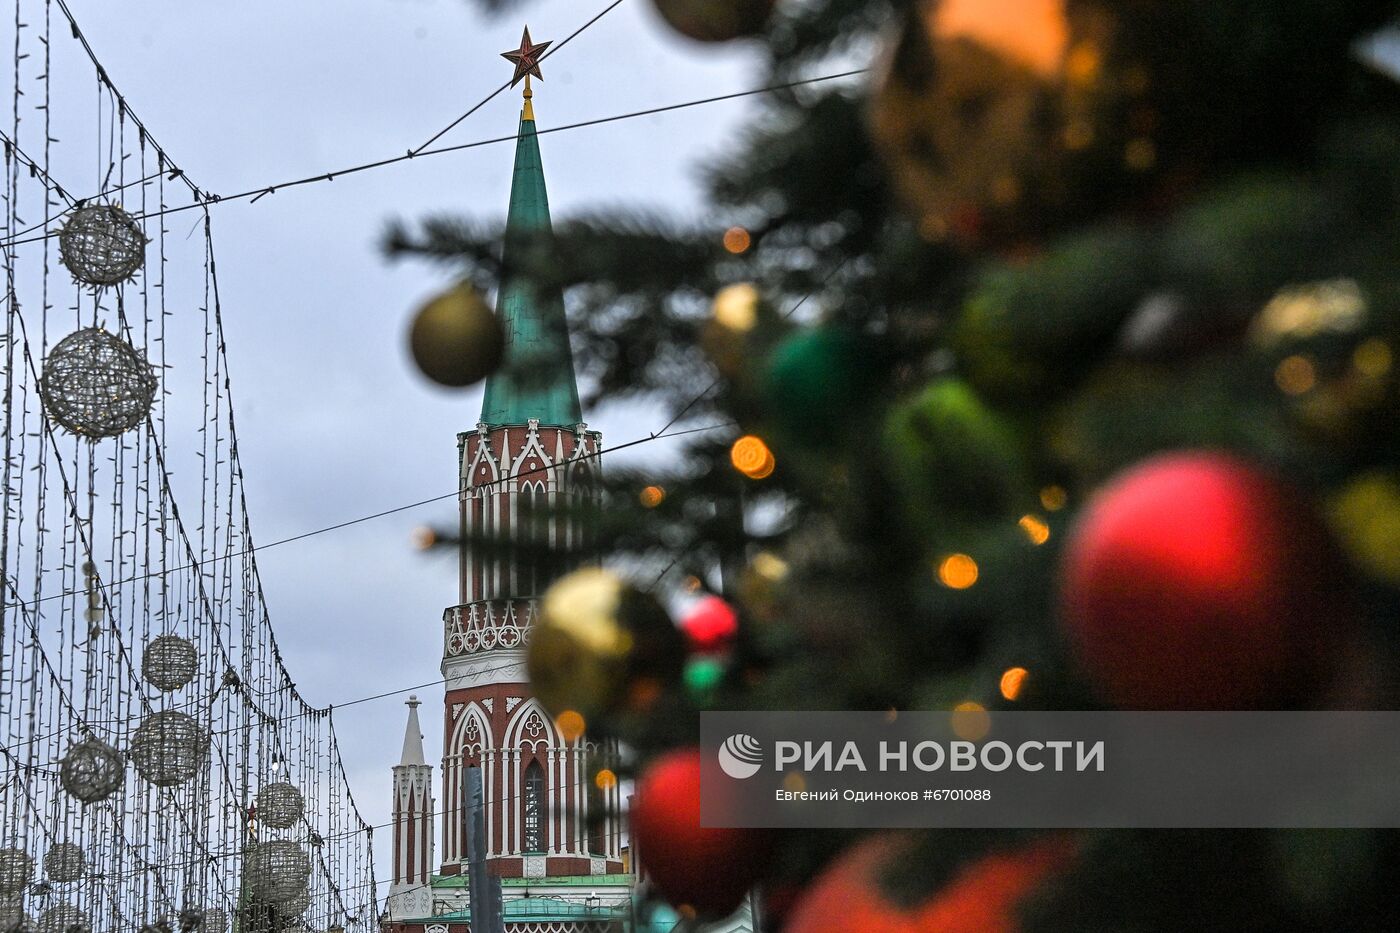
[387,696,434,920]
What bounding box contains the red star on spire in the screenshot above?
[501,27,551,87]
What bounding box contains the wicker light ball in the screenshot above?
[276,890,311,918]
[129,711,207,787]
[244,841,310,907]
[41,845,83,884]
[0,898,26,931]
[37,904,88,933]
[0,851,33,897]
[255,783,304,831]
[58,204,146,286]
[40,328,157,439]
[59,738,124,803]
[141,636,199,692]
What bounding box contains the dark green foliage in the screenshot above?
[393,0,1400,923]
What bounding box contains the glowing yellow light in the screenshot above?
[411,526,437,550]
[722,226,752,254]
[1018,514,1050,546]
[751,551,789,582]
[556,710,586,743]
[1040,485,1068,511]
[730,435,776,480]
[594,768,617,790]
[1065,41,1101,85]
[1354,339,1392,380]
[639,485,665,508]
[1275,354,1316,395]
[712,283,760,333]
[952,701,991,741]
[937,553,979,590]
[1000,667,1029,702]
[782,772,806,794]
[683,575,703,593]
[1125,138,1156,171]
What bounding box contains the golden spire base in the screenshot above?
[522,74,535,122]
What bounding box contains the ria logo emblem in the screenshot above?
[718,733,763,779]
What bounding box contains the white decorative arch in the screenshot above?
[504,697,559,753]
[510,421,557,492]
[447,701,494,760]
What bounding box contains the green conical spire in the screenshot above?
[479,88,582,428]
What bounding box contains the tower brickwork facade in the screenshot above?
[383,59,629,933]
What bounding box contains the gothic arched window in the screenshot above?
[522,760,545,853]
[517,482,546,596]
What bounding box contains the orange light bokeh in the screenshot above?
[731,435,776,480]
[937,553,979,589]
[639,485,666,509]
[1000,666,1029,701]
[1276,354,1317,395]
[723,226,752,254]
[1040,485,1068,511]
[934,0,1070,77]
[594,768,618,790]
[952,701,991,741]
[555,710,586,743]
[1018,514,1051,545]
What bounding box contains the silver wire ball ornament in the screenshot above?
[0,851,33,897]
[0,899,28,933]
[275,890,310,919]
[41,845,83,884]
[37,904,88,933]
[255,782,305,830]
[141,635,199,692]
[129,710,208,787]
[244,841,310,907]
[40,328,158,439]
[58,204,147,286]
[59,738,125,803]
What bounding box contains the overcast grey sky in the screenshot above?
[56,0,766,886]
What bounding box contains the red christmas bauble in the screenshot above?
[1060,451,1346,710]
[785,833,1073,933]
[680,595,739,653]
[633,749,768,917]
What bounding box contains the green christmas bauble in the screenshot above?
[408,283,504,388]
[883,378,1030,542]
[763,328,873,441]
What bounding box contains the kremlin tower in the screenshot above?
[381,27,634,933]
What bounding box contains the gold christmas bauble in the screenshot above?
[408,283,504,388]
[869,0,1133,247]
[528,568,685,722]
[650,0,775,43]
